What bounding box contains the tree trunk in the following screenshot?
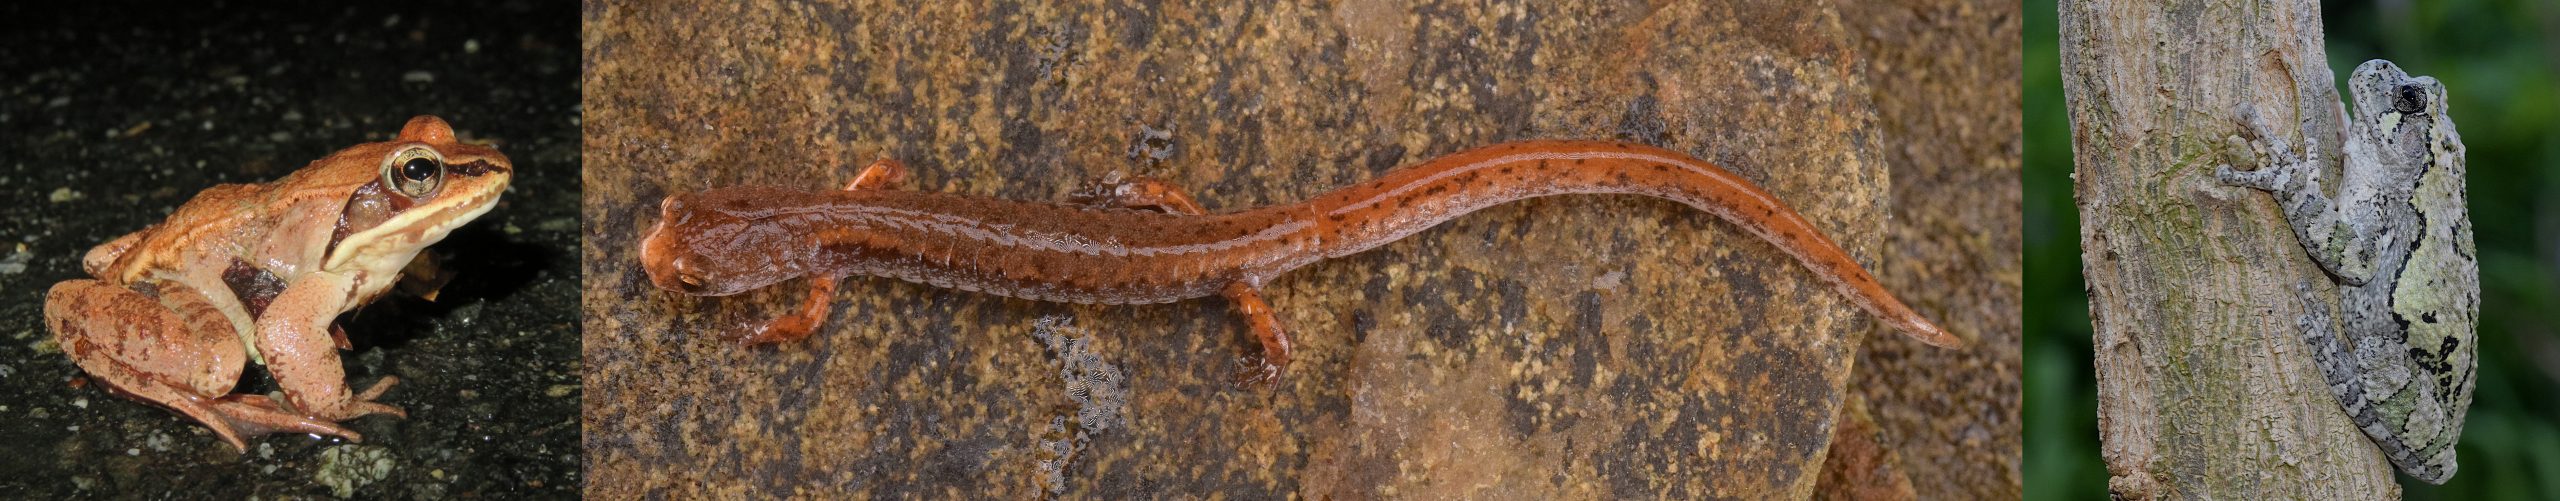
[2062,0,2402,498]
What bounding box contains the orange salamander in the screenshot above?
[639,140,1964,384]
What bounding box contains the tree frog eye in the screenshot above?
[2393,85,2427,114]
[382,146,445,198]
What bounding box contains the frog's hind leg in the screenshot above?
[46,280,361,451]
[1068,175,1292,386]
[78,229,148,276]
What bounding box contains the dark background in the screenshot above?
[0,1,582,498]
[2025,0,2560,499]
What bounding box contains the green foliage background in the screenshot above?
[2023,0,2560,498]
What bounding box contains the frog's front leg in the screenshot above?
[47,279,367,451]
[2216,106,2377,285]
[258,270,405,421]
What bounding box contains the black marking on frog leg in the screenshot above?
[223,258,289,319]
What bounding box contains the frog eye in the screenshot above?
[2393,85,2427,114]
[382,146,445,198]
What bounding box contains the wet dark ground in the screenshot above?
[0,2,582,498]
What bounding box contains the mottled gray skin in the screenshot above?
[2217,59,2477,484]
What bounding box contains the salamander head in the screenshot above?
[640,190,805,296]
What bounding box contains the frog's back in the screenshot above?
[93,182,307,285]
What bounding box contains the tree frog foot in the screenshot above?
[2216,105,2312,192]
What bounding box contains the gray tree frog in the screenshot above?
[2216,59,2477,484]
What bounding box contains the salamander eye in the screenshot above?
[669,257,707,290]
[2393,85,2427,114]
[382,146,445,198]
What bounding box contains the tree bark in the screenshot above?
[2062,0,2401,498]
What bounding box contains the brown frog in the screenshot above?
[43,116,510,451]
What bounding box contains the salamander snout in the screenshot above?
[640,197,712,295]
[640,192,803,297]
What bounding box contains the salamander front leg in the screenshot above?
[737,276,840,346]
[1067,173,1207,215]
[732,158,904,345]
[843,158,910,191]
[1223,282,1293,387]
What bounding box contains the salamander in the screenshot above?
[638,140,1964,384]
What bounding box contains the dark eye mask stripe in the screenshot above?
[450,159,508,176]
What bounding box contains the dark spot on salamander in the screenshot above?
[2422,312,2437,323]
[1652,164,1669,172]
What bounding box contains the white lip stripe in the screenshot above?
[323,182,505,272]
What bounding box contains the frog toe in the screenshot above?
[204,394,365,445]
[315,377,408,421]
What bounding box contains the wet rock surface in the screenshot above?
[582,0,2016,498]
[1836,0,2024,498]
[0,2,583,498]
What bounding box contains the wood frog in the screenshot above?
[43,116,511,451]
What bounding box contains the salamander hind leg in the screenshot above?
[1064,178,1288,385]
[1223,282,1293,388]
